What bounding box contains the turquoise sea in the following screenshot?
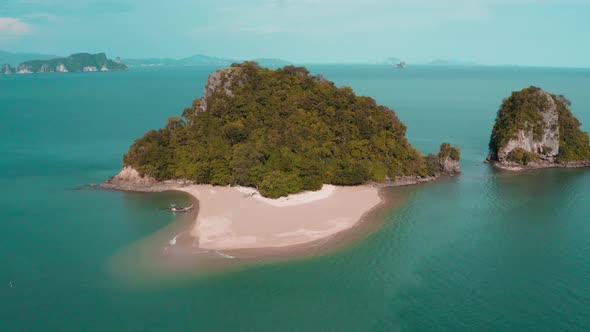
[1,65,590,331]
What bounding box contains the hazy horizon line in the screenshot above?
[2,49,589,70]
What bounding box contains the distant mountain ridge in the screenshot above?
[373,57,479,67]
[426,59,478,66]
[124,55,292,68]
[123,54,235,67]
[1,53,127,74]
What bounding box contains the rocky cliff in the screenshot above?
[199,67,236,112]
[488,86,590,169]
[1,64,14,74]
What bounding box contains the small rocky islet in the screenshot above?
[487,86,590,170]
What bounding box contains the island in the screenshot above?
[426,59,478,66]
[103,62,460,251]
[0,52,127,74]
[487,86,590,170]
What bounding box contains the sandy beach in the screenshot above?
[176,184,382,250]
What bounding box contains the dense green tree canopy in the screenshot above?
[123,62,458,197]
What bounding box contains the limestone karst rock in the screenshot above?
[488,86,590,168]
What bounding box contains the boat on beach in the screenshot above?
[167,204,193,213]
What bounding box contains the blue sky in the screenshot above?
[1,0,589,66]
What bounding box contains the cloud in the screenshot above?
[0,17,32,38]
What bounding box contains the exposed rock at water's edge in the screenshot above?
[1,64,15,74]
[488,86,590,170]
[101,167,191,192]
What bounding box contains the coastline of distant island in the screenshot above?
[1,52,127,74]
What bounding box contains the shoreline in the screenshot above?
[107,186,404,285]
[103,168,456,282]
[487,160,590,171]
[100,169,450,193]
[100,168,455,255]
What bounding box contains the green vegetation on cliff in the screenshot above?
[554,95,590,162]
[123,62,459,197]
[506,148,540,165]
[489,86,547,156]
[489,86,590,164]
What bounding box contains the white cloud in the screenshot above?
[0,17,32,38]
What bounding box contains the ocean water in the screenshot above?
[1,65,590,331]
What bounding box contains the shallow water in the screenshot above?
[1,65,590,331]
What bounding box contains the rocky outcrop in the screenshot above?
[439,156,460,174]
[496,89,559,163]
[199,67,236,112]
[101,167,192,192]
[56,64,68,73]
[112,166,155,183]
[16,65,33,74]
[488,86,590,170]
[1,64,14,74]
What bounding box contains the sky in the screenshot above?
[1,0,589,67]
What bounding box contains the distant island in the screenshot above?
[381,57,402,65]
[1,53,127,74]
[102,62,460,251]
[426,59,478,66]
[123,54,292,69]
[487,86,590,170]
[123,54,234,67]
[375,57,478,67]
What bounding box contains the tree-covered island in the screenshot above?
[120,62,460,198]
[488,86,590,169]
[0,53,126,74]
